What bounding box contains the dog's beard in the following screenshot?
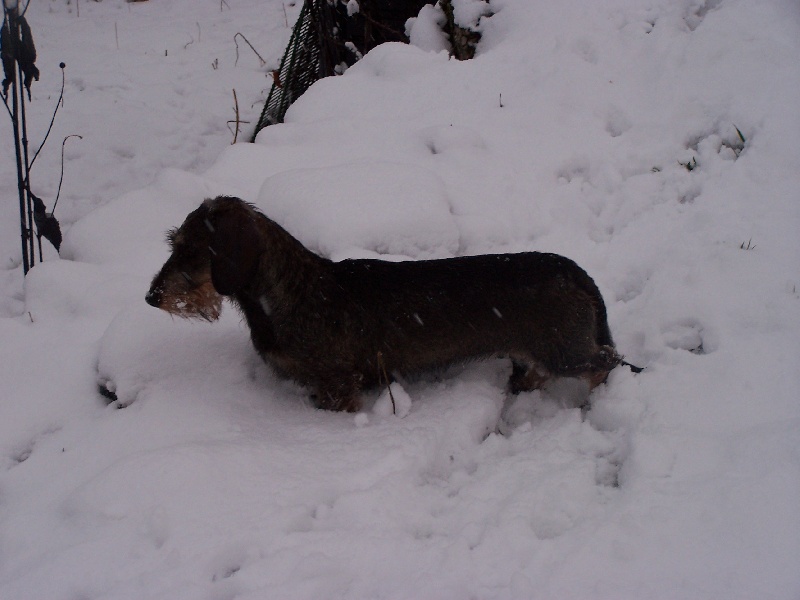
[159,280,223,321]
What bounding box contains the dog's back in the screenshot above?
[265,251,618,406]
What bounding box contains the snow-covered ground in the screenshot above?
[1,0,799,598]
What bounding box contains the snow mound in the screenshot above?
[257,162,460,260]
[96,304,254,408]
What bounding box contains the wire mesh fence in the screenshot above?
[252,0,434,140]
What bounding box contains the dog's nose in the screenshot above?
[145,288,161,307]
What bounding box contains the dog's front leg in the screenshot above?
[313,373,363,413]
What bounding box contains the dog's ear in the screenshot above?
[208,204,260,296]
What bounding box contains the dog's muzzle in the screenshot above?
[145,288,162,308]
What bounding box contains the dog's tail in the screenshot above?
[593,346,644,374]
[620,359,644,373]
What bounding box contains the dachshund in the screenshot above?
[146,196,637,412]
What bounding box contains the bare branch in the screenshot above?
[226,89,251,144]
[234,33,266,67]
[52,134,83,214]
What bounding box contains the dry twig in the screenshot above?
[377,351,397,415]
[234,33,266,67]
[226,89,250,144]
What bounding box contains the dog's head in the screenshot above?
[145,196,261,320]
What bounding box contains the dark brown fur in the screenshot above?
[146,196,623,412]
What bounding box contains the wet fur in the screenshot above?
[147,196,623,412]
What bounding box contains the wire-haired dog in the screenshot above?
[146,196,635,412]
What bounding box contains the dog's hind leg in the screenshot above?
[508,359,550,394]
[580,345,624,390]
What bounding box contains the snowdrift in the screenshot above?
[0,0,798,598]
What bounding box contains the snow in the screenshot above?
[407,5,450,55]
[257,162,460,259]
[1,0,799,598]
